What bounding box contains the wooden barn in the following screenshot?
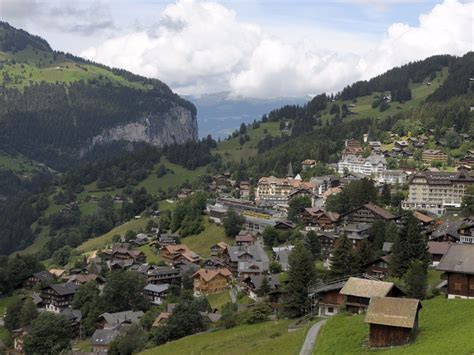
[339,277,405,313]
[365,297,422,348]
[437,243,474,299]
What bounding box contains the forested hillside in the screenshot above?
[215,52,474,178]
[0,22,197,170]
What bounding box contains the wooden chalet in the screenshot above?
[427,241,450,266]
[147,266,181,285]
[41,282,78,313]
[192,268,232,295]
[309,279,346,317]
[210,241,229,256]
[365,255,391,279]
[301,207,339,231]
[160,244,201,265]
[67,273,104,286]
[341,203,395,225]
[203,257,227,270]
[339,277,405,313]
[144,283,169,305]
[91,329,120,354]
[235,232,256,246]
[365,297,422,348]
[437,244,474,299]
[24,270,54,288]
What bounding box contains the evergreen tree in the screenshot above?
[222,209,245,238]
[24,312,72,355]
[390,213,429,277]
[4,298,23,331]
[256,277,271,297]
[20,298,39,327]
[329,234,357,278]
[385,222,399,242]
[381,184,391,206]
[404,260,428,299]
[304,231,321,260]
[284,242,316,318]
[355,239,373,273]
[371,220,387,253]
[288,196,311,223]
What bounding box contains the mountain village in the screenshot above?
[2,128,473,354]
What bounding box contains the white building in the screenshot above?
[338,154,387,178]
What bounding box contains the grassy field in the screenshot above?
[315,296,474,354]
[141,319,310,355]
[207,291,232,311]
[138,159,207,195]
[180,218,234,258]
[214,121,283,162]
[77,217,152,252]
[0,151,44,175]
[0,293,19,316]
[320,68,448,124]
[138,244,163,264]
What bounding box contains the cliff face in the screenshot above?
[82,105,198,156]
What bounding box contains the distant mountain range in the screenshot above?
[185,92,307,139]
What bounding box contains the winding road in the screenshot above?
[299,319,327,355]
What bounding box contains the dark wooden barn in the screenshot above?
[365,297,422,348]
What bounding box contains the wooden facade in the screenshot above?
[342,203,395,225]
[446,272,474,299]
[369,323,415,348]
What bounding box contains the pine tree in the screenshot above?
[329,234,357,278]
[304,231,321,260]
[355,239,373,273]
[390,213,429,277]
[256,277,271,297]
[381,184,391,206]
[284,242,316,318]
[404,260,428,299]
[371,220,387,253]
[20,298,39,327]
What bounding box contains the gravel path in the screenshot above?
[299,319,327,355]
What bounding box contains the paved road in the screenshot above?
[229,288,237,303]
[299,319,327,355]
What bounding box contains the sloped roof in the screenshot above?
[144,283,169,293]
[427,241,450,256]
[340,277,395,298]
[193,268,232,282]
[99,310,144,326]
[47,282,77,296]
[413,211,434,224]
[362,203,395,220]
[91,329,120,346]
[365,297,421,329]
[437,244,474,274]
[32,270,54,282]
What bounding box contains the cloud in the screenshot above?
[0,0,114,35]
[81,0,472,98]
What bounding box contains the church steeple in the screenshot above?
[287,161,294,178]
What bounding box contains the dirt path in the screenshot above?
[299,319,327,355]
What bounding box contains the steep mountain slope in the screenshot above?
[0,22,197,169]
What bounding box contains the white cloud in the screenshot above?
[0,0,114,35]
[81,0,473,98]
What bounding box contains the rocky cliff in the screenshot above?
[82,105,198,157]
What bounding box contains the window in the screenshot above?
[328,307,334,313]
[454,283,462,291]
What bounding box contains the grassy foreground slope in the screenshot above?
[315,297,474,354]
[141,320,309,355]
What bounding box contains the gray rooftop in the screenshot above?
[91,329,120,346]
[144,283,169,293]
[437,244,474,274]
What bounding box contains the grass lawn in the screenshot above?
[0,293,19,316]
[0,326,10,345]
[138,159,207,195]
[72,338,92,352]
[315,296,474,354]
[180,218,233,258]
[77,217,152,252]
[214,121,282,162]
[427,268,442,289]
[139,244,163,264]
[141,319,309,355]
[207,291,232,311]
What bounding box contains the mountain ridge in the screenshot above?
[0,22,198,170]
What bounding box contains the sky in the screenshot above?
[0,0,473,98]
